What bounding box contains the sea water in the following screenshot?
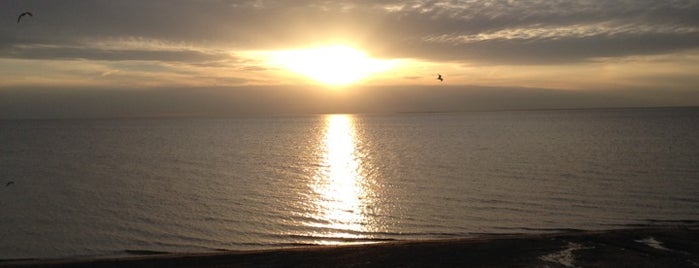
[1,107,698,259]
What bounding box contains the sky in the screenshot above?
[1,0,699,118]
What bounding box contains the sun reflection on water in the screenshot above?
[309,114,368,242]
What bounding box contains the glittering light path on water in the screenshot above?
[308,114,370,243]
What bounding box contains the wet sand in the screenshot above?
[2,225,698,267]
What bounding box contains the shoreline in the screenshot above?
[2,225,698,267]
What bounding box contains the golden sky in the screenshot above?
[2,1,699,118]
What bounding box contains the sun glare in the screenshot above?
[268,45,397,86]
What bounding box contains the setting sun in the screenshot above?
[267,45,398,86]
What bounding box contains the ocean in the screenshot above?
[1,107,698,259]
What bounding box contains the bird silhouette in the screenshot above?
[437,74,443,82]
[17,12,33,24]
[5,181,14,187]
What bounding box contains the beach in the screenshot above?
[2,225,697,267]
[3,0,699,266]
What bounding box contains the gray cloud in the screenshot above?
[3,44,229,63]
[2,0,698,64]
[415,32,699,64]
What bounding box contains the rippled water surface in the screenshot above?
[1,108,698,259]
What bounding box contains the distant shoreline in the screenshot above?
[396,105,699,115]
[3,224,698,267]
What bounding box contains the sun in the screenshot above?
[268,45,397,86]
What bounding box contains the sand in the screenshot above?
[2,225,698,267]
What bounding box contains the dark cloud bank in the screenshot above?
[2,86,697,119]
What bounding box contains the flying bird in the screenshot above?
[17,12,33,24]
[5,181,14,187]
[437,74,443,82]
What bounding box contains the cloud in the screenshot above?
[5,44,227,63]
[2,36,235,63]
[365,0,699,63]
[2,0,698,65]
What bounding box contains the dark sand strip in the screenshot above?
[2,226,698,267]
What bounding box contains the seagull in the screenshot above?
[437,74,443,82]
[5,181,14,187]
[17,12,33,24]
